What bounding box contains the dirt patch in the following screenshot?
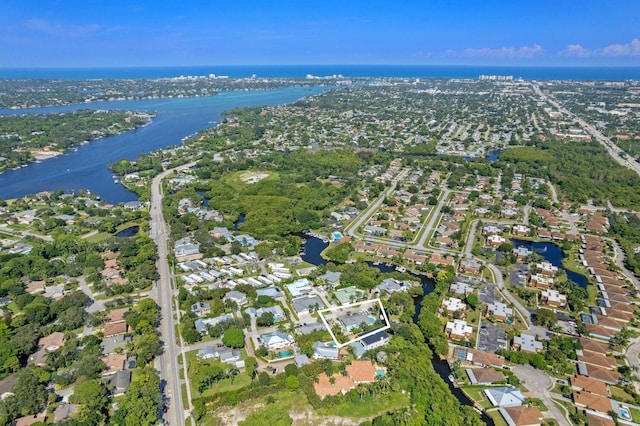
[210,404,367,426]
[240,171,269,184]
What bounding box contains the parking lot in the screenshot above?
[478,284,500,305]
[477,322,508,353]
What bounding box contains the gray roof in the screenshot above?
[297,322,326,335]
[359,329,389,347]
[256,287,283,298]
[295,354,310,367]
[110,370,131,392]
[291,295,324,313]
[317,271,342,284]
[483,387,525,407]
[513,334,543,353]
[313,342,339,359]
[339,313,370,328]
[195,313,234,333]
[224,291,246,301]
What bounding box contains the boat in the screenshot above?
[395,266,407,273]
[114,179,119,184]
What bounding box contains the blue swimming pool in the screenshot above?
[333,232,343,241]
[276,350,292,358]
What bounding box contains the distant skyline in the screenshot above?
[1,1,639,68]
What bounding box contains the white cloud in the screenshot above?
[463,44,543,58]
[558,39,640,58]
[598,38,640,57]
[558,44,591,57]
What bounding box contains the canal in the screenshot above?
[300,235,494,424]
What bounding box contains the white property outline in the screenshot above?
[317,298,390,348]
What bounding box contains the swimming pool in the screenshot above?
[333,232,343,241]
[376,369,386,377]
[276,350,292,358]
[619,406,631,420]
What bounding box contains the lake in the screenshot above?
[511,239,588,288]
[0,87,326,202]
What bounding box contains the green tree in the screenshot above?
[222,327,245,348]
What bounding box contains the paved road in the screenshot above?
[513,365,571,426]
[414,188,450,249]
[464,220,531,328]
[343,168,409,238]
[150,162,196,426]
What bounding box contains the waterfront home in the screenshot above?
[483,387,526,407]
[466,368,506,385]
[334,286,364,305]
[539,289,567,308]
[351,329,390,358]
[441,297,466,317]
[376,278,411,294]
[445,320,472,340]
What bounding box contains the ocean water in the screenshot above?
[1,65,639,80]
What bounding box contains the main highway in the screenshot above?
[150,162,196,426]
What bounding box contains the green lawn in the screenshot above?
[84,232,112,243]
[629,406,640,423]
[610,386,635,403]
[488,409,508,426]
[317,390,410,418]
[461,386,493,409]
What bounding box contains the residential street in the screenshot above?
[513,365,571,426]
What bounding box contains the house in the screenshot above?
[109,370,131,396]
[511,225,531,237]
[483,387,526,407]
[190,301,211,317]
[38,332,65,351]
[260,331,294,351]
[174,237,201,259]
[123,201,144,210]
[529,273,554,289]
[0,376,17,400]
[103,322,128,337]
[376,278,411,294]
[486,234,506,248]
[499,406,543,426]
[101,353,126,375]
[578,362,622,385]
[449,281,474,296]
[286,279,313,298]
[338,313,371,333]
[513,246,532,261]
[313,342,340,360]
[569,375,609,397]
[297,322,327,335]
[295,354,310,368]
[107,307,129,323]
[459,259,482,276]
[585,413,615,426]
[466,368,506,385]
[354,241,379,254]
[256,287,283,298]
[536,262,558,277]
[223,291,247,307]
[291,295,325,315]
[53,403,81,423]
[255,305,285,322]
[334,286,364,305]
[540,289,567,308]
[573,392,612,414]
[317,271,342,287]
[194,313,234,334]
[445,320,473,340]
[441,297,466,316]
[487,301,513,322]
[218,348,245,368]
[453,347,505,368]
[351,329,390,358]
[345,360,377,384]
[512,334,543,353]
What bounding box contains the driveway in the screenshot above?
[513,365,570,426]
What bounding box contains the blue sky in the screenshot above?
[1,0,639,67]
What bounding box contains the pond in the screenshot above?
[114,226,139,238]
[511,239,588,288]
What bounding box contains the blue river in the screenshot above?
[0,87,326,202]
